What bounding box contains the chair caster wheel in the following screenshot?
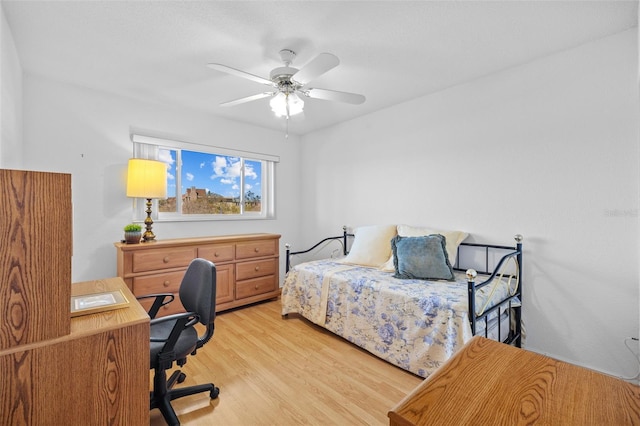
[210,386,220,399]
[177,372,186,383]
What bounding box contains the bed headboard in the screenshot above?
[285,226,354,273]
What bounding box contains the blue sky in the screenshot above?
[159,149,262,199]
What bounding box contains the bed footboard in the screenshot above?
[463,235,523,347]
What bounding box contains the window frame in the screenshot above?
[131,134,278,222]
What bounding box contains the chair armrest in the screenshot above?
[136,293,174,319]
[150,311,201,355]
[149,311,200,330]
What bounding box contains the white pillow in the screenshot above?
[380,225,469,271]
[397,225,469,266]
[341,225,398,267]
[380,254,396,272]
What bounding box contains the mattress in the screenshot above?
[281,259,518,377]
[476,305,512,342]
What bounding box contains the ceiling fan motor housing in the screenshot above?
[270,66,300,92]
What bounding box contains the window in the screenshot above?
[131,134,278,221]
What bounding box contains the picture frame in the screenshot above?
[70,289,130,317]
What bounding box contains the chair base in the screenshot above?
[151,368,220,426]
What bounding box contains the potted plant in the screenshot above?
[123,223,142,244]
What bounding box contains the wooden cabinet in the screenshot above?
[0,169,148,425]
[0,278,149,425]
[115,234,281,316]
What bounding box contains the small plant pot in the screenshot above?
[124,231,142,244]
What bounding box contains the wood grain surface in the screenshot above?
[0,169,72,350]
[388,336,640,426]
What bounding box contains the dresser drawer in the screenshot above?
[132,271,185,296]
[235,275,276,300]
[236,239,276,260]
[132,247,196,273]
[236,258,277,281]
[198,244,234,263]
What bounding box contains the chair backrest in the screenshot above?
[179,258,217,326]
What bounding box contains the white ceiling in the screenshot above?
[2,1,637,136]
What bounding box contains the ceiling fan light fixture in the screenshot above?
[288,93,304,116]
[210,49,364,130]
[270,92,304,118]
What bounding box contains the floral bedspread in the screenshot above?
[281,259,514,378]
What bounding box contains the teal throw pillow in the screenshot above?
[391,234,455,281]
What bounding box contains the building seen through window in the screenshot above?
[158,149,263,215]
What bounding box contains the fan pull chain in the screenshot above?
[285,116,289,139]
[285,94,290,138]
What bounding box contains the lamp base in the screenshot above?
[142,198,156,242]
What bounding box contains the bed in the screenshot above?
[281,225,523,378]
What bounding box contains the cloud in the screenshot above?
[185,172,194,181]
[200,162,205,169]
[212,156,243,176]
[245,183,252,190]
[212,156,227,176]
[227,159,242,178]
[220,178,233,184]
[167,172,175,181]
[158,149,175,165]
[244,164,257,180]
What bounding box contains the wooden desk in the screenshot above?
[388,336,640,426]
[0,277,149,425]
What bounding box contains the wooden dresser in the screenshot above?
[115,233,281,316]
[388,336,640,426]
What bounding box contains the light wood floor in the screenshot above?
[149,299,422,425]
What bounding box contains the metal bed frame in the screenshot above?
[285,227,523,348]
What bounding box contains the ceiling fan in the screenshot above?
[207,49,366,120]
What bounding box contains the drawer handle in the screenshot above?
[163,256,170,263]
[254,266,260,271]
[214,252,220,257]
[254,284,260,290]
[163,281,170,287]
[254,247,260,252]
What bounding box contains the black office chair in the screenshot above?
[138,258,220,426]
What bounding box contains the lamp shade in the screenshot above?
[126,159,167,198]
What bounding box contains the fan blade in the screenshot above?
[292,53,339,85]
[304,88,366,105]
[207,63,274,86]
[220,92,274,107]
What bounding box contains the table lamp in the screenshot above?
[126,158,167,242]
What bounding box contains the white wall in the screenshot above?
[21,74,301,283]
[0,5,23,168]
[300,29,640,379]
